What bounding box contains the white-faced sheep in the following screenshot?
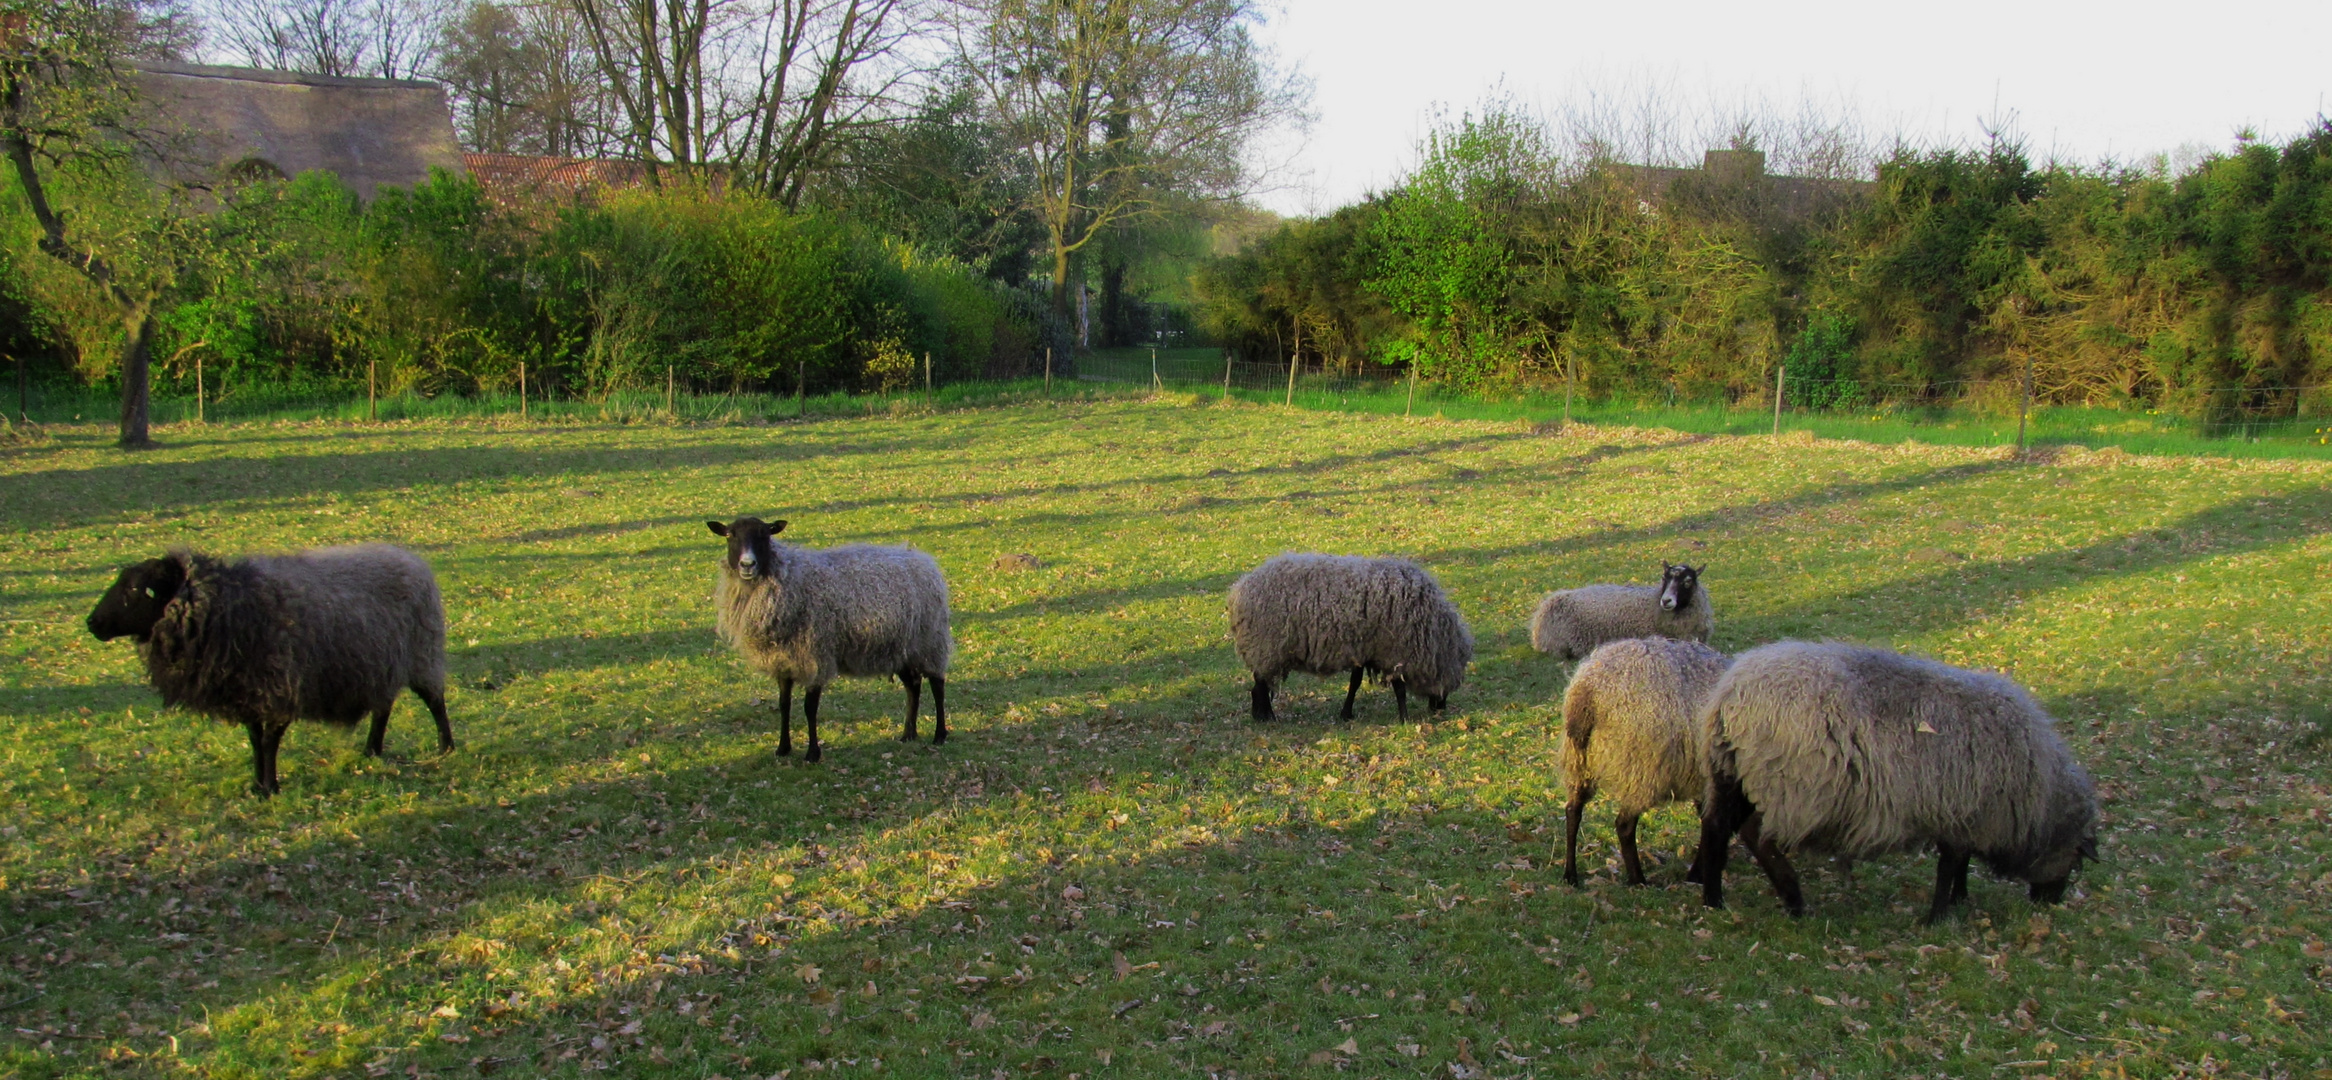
[1227,553,1472,722]
[1694,641,2098,924]
[1529,564,1712,661]
[710,517,953,762]
[84,545,453,796]
[1558,636,1731,887]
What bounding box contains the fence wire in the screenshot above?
[9,352,2328,452]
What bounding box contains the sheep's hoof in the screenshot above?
[931,732,947,746]
[1563,872,1583,889]
[898,730,919,742]
[805,748,823,763]
[776,743,793,758]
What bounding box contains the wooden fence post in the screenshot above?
[2016,353,2033,455]
[194,353,203,425]
[798,361,807,417]
[1284,325,1300,408]
[1045,347,1053,393]
[1222,352,1232,401]
[368,358,377,422]
[666,365,675,417]
[1772,362,1784,436]
[520,362,528,420]
[1406,362,1417,418]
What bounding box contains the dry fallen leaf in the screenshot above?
[1811,994,1840,1008]
[795,964,822,985]
[1113,952,1131,980]
[970,1011,994,1030]
[1061,885,1086,902]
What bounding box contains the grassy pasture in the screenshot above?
[1,397,2328,1079]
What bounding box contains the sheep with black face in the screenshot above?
[84,545,453,796]
[709,517,954,762]
[1529,563,1713,662]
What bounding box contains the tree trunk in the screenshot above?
[1049,247,1078,376]
[117,304,156,447]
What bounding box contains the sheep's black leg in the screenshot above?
[803,685,824,763]
[1339,668,1363,721]
[255,722,288,797]
[928,676,947,746]
[1616,812,1647,886]
[1562,782,1592,887]
[417,684,454,752]
[364,708,391,757]
[1741,811,1804,917]
[776,679,794,757]
[1697,773,1756,910]
[1391,678,1409,720]
[899,669,922,742]
[246,721,271,796]
[1249,675,1274,722]
[1427,693,1448,715]
[1926,844,1972,925]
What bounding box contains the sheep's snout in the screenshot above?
[1659,592,1679,611]
[738,550,760,579]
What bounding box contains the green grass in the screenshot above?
[2,398,2329,1079]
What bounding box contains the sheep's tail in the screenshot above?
[1560,677,1597,780]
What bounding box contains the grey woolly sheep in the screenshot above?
[84,544,453,797]
[710,517,953,763]
[1529,564,1712,661]
[1226,553,1472,722]
[1558,637,1731,887]
[1695,641,2098,924]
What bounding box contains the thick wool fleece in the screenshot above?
[1701,641,2096,883]
[715,542,953,688]
[1561,637,1732,819]
[1530,583,1714,661]
[141,544,447,726]
[1227,553,1472,698]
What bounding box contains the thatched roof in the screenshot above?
[130,62,465,200]
[1629,149,1870,224]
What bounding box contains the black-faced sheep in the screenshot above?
[709,517,953,763]
[1694,641,2098,924]
[1558,636,1731,886]
[1226,553,1472,722]
[84,545,454,796]
[1529,563,1712,661]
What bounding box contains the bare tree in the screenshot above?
[208,0,443,79]
[437,0,613,155]
[560,0,917,195]
[731,0,915,205]
[949,0,1302,357]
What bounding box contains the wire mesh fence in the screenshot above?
[8,349,2328,456]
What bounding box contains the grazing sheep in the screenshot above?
[1529,564,1712,661]
[1558,637,1731,887]
[710,517,953,762]
[1695,641,2098,924]
[83,545,453,796]
[1226,553,1472,722]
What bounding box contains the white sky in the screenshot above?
[1245,0,2332,216]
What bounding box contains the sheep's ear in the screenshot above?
[770,520,787,535]
[1689,564,1704,576]
[707,521,730,537]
